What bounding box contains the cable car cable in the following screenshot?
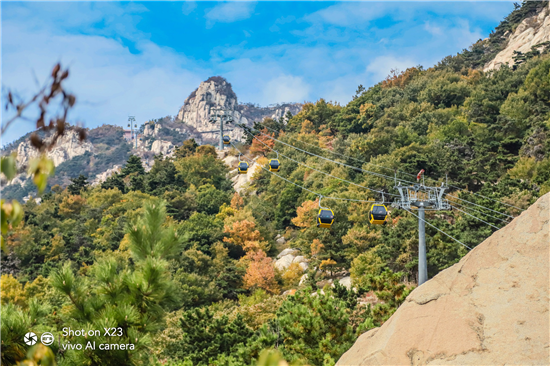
[230,142,385,205]
[235,123,519,218]
[241,127,396,197]
[444,194,515,219]
[239,123,411,189]
[259,124,420,180]
[450,205,502,230]
[402,208,472,250]
[255,124,524,212]
[448,201,510,224]
[231,142,473,248]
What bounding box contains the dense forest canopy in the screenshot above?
[2,2,550,365]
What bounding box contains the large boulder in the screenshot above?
[336,276,351,290]
[275,249,309,272]
[277,248,298,259]
[275,254,295,271]
[337,193,549,366]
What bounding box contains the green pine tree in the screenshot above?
[121,155,146,177]
[49,201,181,365]
[67,174,89,195]
[277,288,355,366]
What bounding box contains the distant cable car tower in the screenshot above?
[209,108,234,150]
[127,116,138,149]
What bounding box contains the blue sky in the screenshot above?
[1,1,514,144]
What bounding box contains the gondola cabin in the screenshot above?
[317,208,335,228]
[238,161,249,174]
[268,159,280,172]
[369,204,388,225]
[223,135,231,145]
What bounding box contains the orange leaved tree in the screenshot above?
[243,250,279,294]
[249,128,274,156]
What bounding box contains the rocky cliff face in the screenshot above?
[336,193,549,366]
[16,129,94,168]
[485,2,550,71]
[177,76,301,142]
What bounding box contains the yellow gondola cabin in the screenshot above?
[268,159,280,172]
[317,208,335,228]
[223,135,231,145]
[238,161,249,174]
[369,204,388,225]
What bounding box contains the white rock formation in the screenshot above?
[151,140,174,155]
[177,76,301,142]
[222,155,239,168]
[485,2,550,71]
[275,250,309,271]
[275,254,296,271]
[277,248,298,259]
[231,157,262,193]
[90,165,122,186]
[335,276,352,290]
[16,129,94,168]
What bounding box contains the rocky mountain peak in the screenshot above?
[181,76,238,111]
[177,76,302,143]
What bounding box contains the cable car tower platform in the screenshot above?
[392,178,450,286]
[209,108,235,150]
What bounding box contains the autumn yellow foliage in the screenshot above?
[291,199,319,229]
[0,274,27,307]
[223,219,269,253]
[243,250,280,294]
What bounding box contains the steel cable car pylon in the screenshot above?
[392,169,450,286]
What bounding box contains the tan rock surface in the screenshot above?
[485,3,550,71]
[337,193,550,366]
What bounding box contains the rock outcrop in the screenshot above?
[275,248,309,271]
[231,157,263,193]
[177,76,301,142]
[151,140,174,155]
[90,165,122,186]
[485,2,550,71]
[16,129,93,168]
[337,193,549,366]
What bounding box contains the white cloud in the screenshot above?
[424,21,443,36]
[366,56,417,81]
[204,2,256,27]
[182,2,197,16]
[262,75,311,105]
[1,3,206,144]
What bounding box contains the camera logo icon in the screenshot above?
[41,332,55,346]
[24,332,37,346]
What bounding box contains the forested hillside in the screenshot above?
[2,2,550,365]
